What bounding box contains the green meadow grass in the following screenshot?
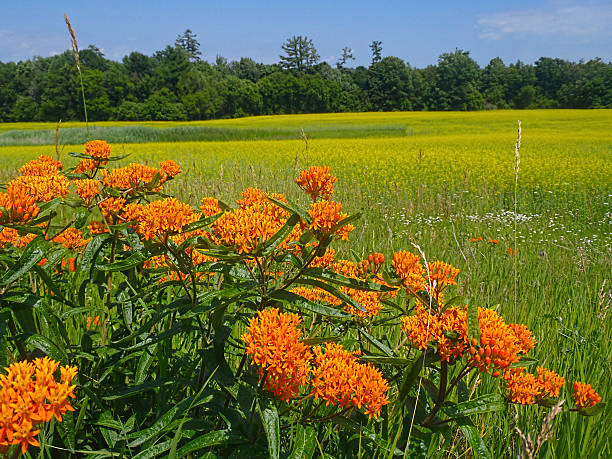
[1,110,610,457]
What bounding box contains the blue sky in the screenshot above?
[1,0,611,67]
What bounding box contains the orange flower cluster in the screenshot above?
[86,316,101,330]
[73,178,100,202]
[11,175,70,202]
[52,228,91,250]
[0,357,77,454]
[213,188,299,253]
[60,257,76,272]
[291,286,342,306]
[393,251,425,292]
[19,155,63,177]
[502,367,565,405]
[402,305,536,372]
[200,197,223,217]
[308,201,354,241]
[0,186,40,224]
[242,308,312,401]
[74,158,98,174]
[310,248,335,268]
[137,198,198,241]
[468,308,534,373]
[427,261,460,288]
[100,162,175,192]
[310,343,390,418]
[84,139,112,161]
[296,166,337,201]
[159,160,181,178]
[88,221,108,235]
[573,382,602,408]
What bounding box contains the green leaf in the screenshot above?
[268,289,350,319]
[578,402,605,416]
[173,430,244,458]
[441,394,505,418]
[288,424,317,459]
[0,235,47,285]
[81,233,112,272]
[135,344,157,385]
[96,251,148,272]
[254,213,300,256]
[455,416,492,459]
[74,207,89,229]
[297,278,368,315]
[26,334,68,362]
[303,267,395,292]
[331,416,403,456]
[359,328,393,356]
[257,395,280,459]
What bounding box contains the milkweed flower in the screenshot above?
[310,342,390,418]
[308,201,354,241]
[502,367,565,405]
[73,178,100,202]
[427,261,460,289]
[101,163,168,192]
[52,228,91,250]
[137,198,198,241]
[0,357,77,454]
[393,251,425,293]
[296,166,337,201]
[241,308,312,401]
[159,160,181,178]
[19,155,63,176]
[573,382,602,408]
[84,140,112,161]
[200,197,223,217]
[74,158,98,174]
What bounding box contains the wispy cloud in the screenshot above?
[478,3,612,40]
[0,29,66,61]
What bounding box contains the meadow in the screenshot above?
[0,110,610,458]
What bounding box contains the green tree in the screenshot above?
[435,49,482,110]
[175,29,202,62]
[367,56,413,110]
[279,36,320,71]
[337,47,355,69]
[369,41,383,65]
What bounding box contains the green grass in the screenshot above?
[1,110,611,457]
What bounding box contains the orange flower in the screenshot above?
[159,160,181,178]
[88,220,108,235]
[242,308,312,401]
[74,178,100,202]
[308,201,354,241]
[296,166,337,201]
[502,367,565,405]
[0,357,77,453]
[84,140,112,161]
[311,248,336,268]
[53,228,91,250]
[393,251,425,292]
[573,382,602,408]
[507,323,536,354]
[310,343,390,418]
[0,187,40,224]
[137,198,198,241]
[200,197,223,217]
[101,163,167,192]
[86,316,101,330]
[74,158,98,174]
[488,239,499,244]
[213,189,299,253]
[9,174,70,202]
[19,155,63,176]
[427,261,460,288]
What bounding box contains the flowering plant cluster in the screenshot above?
[0,140,603,457]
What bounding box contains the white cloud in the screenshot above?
[478,3,612,40]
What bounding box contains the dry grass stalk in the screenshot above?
[64,14,80,72]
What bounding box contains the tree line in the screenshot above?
[1,31,611,122]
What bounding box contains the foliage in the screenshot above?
[2,40,612,122]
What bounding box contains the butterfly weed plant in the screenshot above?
[0,145,604,458]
